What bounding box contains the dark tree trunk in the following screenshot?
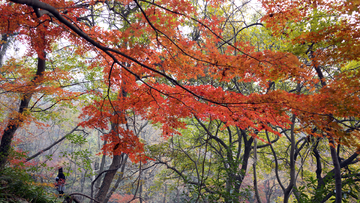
[284,115,296,203]
[95,154,122,202]
[329,137,342,203]
[313,56,342,203]
[94,140,107,195]
[103,153,128,203]
[0,52,46,169]
[232,131,253,203]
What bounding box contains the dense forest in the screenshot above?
[0,0,359,202]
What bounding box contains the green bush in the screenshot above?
[0,167,57,203]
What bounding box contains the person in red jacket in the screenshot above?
[55,167,66,195]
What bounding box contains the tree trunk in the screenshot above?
[0,52,46,169]
[253,139,262,203]
[95,154,122,202]
[94,140,107,195]
[103,153,128,203]
[329,137,342,203]
[313,58,342,202]
[284,115,296,203]
[233,131,253,203]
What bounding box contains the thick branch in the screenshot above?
[69,193,100,203]
[9,0,274,108]
[26,126,79,162]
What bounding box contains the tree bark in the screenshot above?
[329,137,342,203]
[253,139,262,203]
[313,54,342,202]
[95,154,122,202]
[103,153,128,203]
[284,115,296,203]
[94,140,107,196]
[233,130,253,202]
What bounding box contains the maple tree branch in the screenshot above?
[9,0,278,110]
[204,136,226,162]
[312,138,325,196]
[68,193,100,203]
[25,126,80,162]
[0,48,46,168]
[220,0,251,31]
[176,142,202,183]
[294,137,306,161]
[217,23,264,49]
[321,149,360,182]
[320,192,335,203]
[90,153,127,201]
[266,130,285,192]
[106,62,116,98]
[319,176,360,203]
[131,155,142,203]
[105,2,135,26]
[235,127,242,161]
[250,134,279,149]
[340,150,360,167]
[11,0,208,104]
[135,0,233,69]
[30,92,86,112]
[310,47,343,202]
[194,115,228,150]
[138,0,264,62]
[155,160,216,194]
[341,173,360,179]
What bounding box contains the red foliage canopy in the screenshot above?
[1,0,359,164]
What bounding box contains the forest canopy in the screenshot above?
[0,0,359,202]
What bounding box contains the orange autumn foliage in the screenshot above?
[261,0,360,147]
[1,0,359,166]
